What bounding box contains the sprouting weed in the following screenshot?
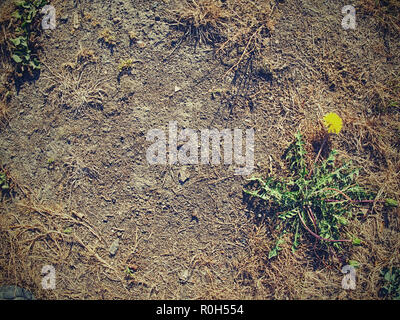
[118,59,135,72]
[98,28,116,47]
[0,171,10,190]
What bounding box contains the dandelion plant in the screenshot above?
[244,114,377,259]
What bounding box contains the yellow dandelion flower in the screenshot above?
[323,112,343,134]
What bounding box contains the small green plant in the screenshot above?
[63,226,73,234]
[348,260,360,268]
[118,58,135,72]
[124,266,135,277]
[0,171,10,191]
[380,267,400,300]
[47,157,55,169]
[245,131,373,259]
[9,0,48,74]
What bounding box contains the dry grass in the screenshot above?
[0,100,10,127]
[0,66,12,127]
[168,0,228,46]
[167,0,280,83]
[359,0,400,34]
[0,171,129,299]
[98,28,117,47]
[165,0,282,115]
[41,49,108,117]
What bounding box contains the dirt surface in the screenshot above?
[0,0,399,299]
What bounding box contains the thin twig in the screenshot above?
[297,210,352,243]
[325,199,383,204]
[325,187,353,203]
[223,26,261,78]
[305,205,318,232]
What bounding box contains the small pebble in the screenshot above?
[137,40,146,48]
[179,269,191,284]
[109,238,120,256]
